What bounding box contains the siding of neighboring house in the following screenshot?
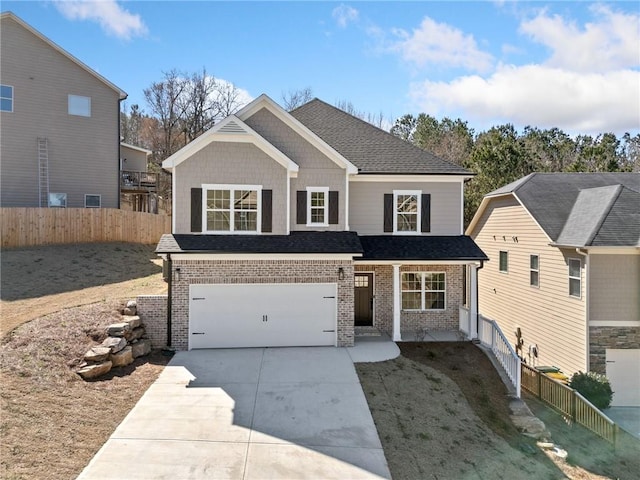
[243,108,347,232]
[120,145,148,172]
[589,254,640,323]
[0,15,120,208]
[349,181,463,235]
[471,196,588,374]
[173,141,288,234]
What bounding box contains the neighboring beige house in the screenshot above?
[0,12,127,208]
[149,94,487,352]
[467,173,640,407]
[120,142,160,212]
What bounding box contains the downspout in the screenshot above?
[117,97,126,209]
[475,260,484,339]
[166,253,172,347]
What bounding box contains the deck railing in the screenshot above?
[521,363,618,445]
[478,315,521,398]
[121,170,158,191]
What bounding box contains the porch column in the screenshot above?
[392,263,402,341]
[469,264,478,339]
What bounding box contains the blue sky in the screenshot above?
[4,1,639,136]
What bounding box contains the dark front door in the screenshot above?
[354,273,374,326]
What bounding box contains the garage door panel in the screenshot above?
[606,349,640,407]
[189,284,337,349]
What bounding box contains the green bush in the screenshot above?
[569,371,613,409]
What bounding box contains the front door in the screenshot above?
[354,273,373,326]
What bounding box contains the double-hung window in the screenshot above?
[307,187,329,226]
[394,190,420,233]
[203,184,261,233]
[1,85,13,112]
[401,272,446,310]
[530,255,539,287]
[568,258,581,298]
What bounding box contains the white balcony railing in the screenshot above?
[478,315,521,398]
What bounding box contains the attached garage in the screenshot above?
[606,349,640,407]
[189,283,337,349]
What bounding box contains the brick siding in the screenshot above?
[136,295,168,348]
[589,326,640,374]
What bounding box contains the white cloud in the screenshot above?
[389,17,494,72]
[54,0,147,40]
[409,65,640,135]
[332,4,359,28]
[520,5,640,72]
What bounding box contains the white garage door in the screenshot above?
[189,283,337,349]
[606,349,640,407]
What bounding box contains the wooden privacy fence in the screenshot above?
[521,363,619,446]
[1,208,171,248]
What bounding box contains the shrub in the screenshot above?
[569,371,613,409]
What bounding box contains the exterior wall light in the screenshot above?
[338,267,345,280]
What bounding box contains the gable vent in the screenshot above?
[218,120,246,134]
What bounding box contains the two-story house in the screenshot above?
[467,173,640,407]
[0,12,126,208]
[155,94,487,350]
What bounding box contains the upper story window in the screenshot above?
[394,190,420,233]
[568,258,581,298]
[401,272,446,310]
[1,85,13,112]
[499,251,509,273]
[85,194,101,208]
[49,192,67,208]
[68,94,91,117]
[530,254,539,287]
[307,187,329,226]
[203,184,261,233]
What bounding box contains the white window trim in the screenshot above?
[530,254,540,287]
[68,94,91,117]
[84,194,101,208]
[401,271,446,311]
[202,183,262,234]
[568,258,582,298]
[48,192,67,208]
[1,84,14,113]
[306,186,329,227]
[393,189,421,235]
[499,250,509,273]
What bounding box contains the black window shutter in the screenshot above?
[296,190,306,224]
[191,188,202,232]
[421,194,431,233]
[383,194,393,232]
[261,190,272,232]
[329,191,339,224]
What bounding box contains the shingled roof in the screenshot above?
[483,173,640,247]
[290,99,472,175]
[358,236,488,261]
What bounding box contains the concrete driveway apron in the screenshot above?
[76,347,391,480]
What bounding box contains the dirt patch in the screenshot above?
[0,300,170,480]
[0,242,166,336]
[357,342,640,480]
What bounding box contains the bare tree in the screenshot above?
[335,99,387,129]
[282,87,314,110]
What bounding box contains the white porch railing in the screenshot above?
[478,315,521,398]
[459,306,471,338]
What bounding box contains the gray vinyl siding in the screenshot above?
[0,16,120,208]
[120,145,148,172]
[471,196,588,375]
[589,254,640,323]
[244,107,347,231]
[173,142,288,234]
[349,181,463,235]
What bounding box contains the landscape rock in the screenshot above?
[123,307,136,316]
[106,322,131,337]
[510,415,550,439]
[129,326,145,341]
[131,339,151,358]
[84,346,111,363]
[111,346,133,367]
[77,361,112,380]
[126,300,137,308]
[122,315,142,329]
[102,336,127,354]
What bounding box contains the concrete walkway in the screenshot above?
[77,346,393,480]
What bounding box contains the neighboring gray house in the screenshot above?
[0,12,127,208]
[467,173,640,407]
[155,94,487,351]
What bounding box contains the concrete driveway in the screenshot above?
[77,347,391,479]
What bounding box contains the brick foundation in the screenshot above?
[136,295,168,348]
[589,326,640,374]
